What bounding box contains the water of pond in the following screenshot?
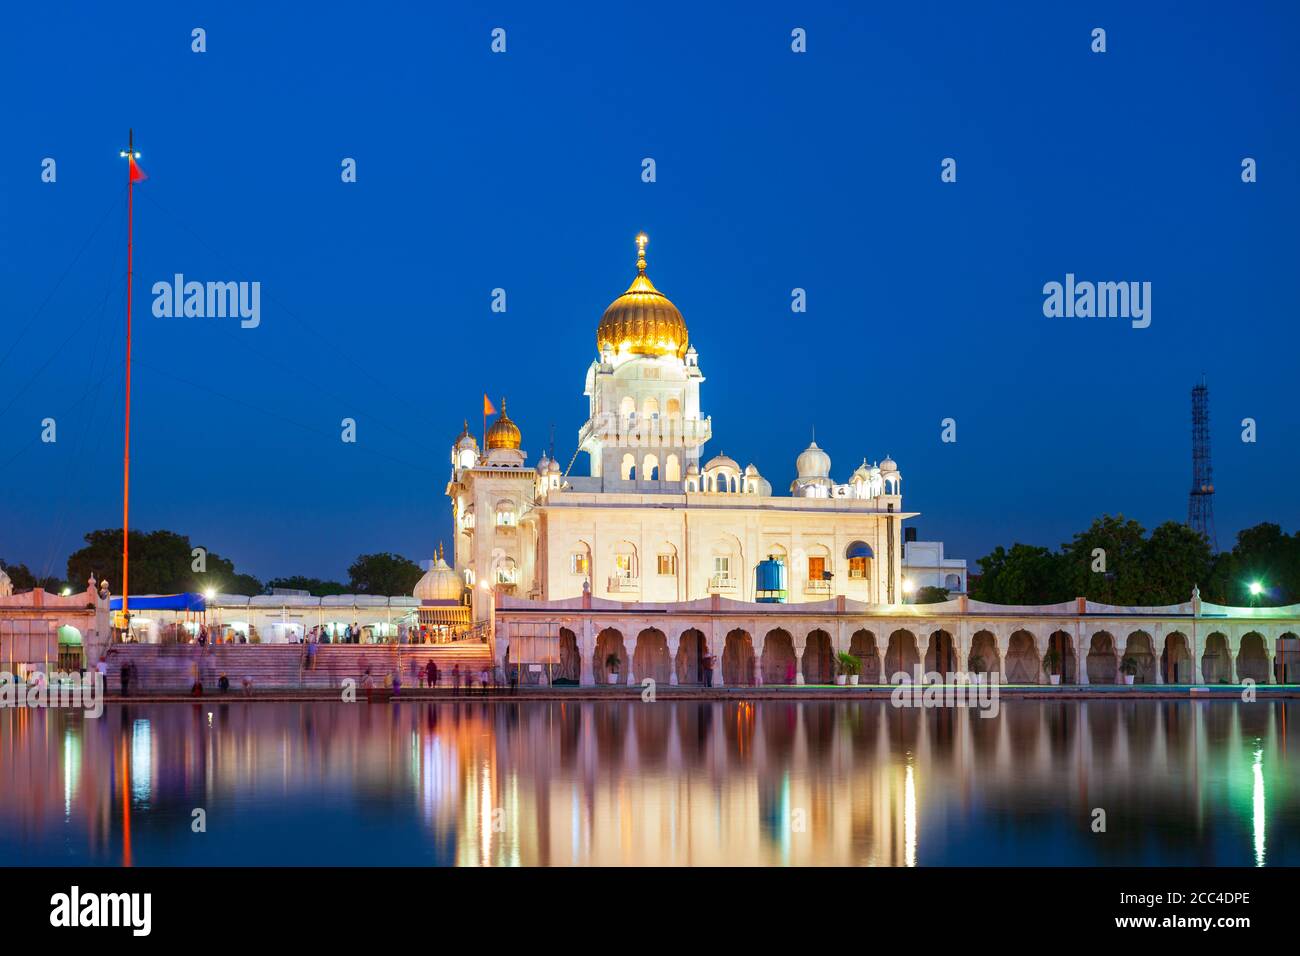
[0,699,1293,866]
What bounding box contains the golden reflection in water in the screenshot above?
[0,700,1296,866]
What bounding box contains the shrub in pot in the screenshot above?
[836,651,861,686]
[1042,646,1063,685]
[605,652,621,685]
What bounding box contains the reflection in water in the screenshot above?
[0,700,1296,866]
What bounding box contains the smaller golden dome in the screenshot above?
[485,399,522,450]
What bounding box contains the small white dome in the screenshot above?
[705,453,740,472]
[744,463,760,477]
[880,455,898,473]
[414,556,461,602]
[536,453,550,475]
[851,459,872,482]
[685,462,700,476]
[548,459,561,474]
[796,441,831,479]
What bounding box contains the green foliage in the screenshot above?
[1042,646,1062,674]
[971,514,1238,607]
[1204,523,1300,605]
[347,552,422,596]
[605,652,621,671]
[913,585,951,604]
[836,651,861,675]
[65,529,261,596]
[971,543,1066,604]
[266,576,350,596]
[0,559,64,593]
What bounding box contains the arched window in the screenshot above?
[846,541,873,580]
[643,453,659,481]
[495,558,518,585]
[495,500,517,527]
[613,542,638,579]
[665,453,681,482]
[944,573,961,590]
[620,453,635,480]
[643,396,660,420]
[619,396,636,418]
[665,397,681,417]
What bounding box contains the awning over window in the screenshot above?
[846,541,874,559]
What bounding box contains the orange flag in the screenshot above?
[483,395,496,416]
[129,156,147,183]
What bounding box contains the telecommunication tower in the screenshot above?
[1188,378,1217,551]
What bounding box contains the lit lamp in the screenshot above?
[1248,580,1264,607]
[901,578,916,604]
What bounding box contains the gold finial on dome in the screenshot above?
[486,398,522,450]
[596,231,689,358]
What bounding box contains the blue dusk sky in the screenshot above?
[2,1,1298,585]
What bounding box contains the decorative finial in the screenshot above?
[635,232,648,274]
[500,397,507,415]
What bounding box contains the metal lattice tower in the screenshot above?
[1188,379,1217,551]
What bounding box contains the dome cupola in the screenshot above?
[796,440,831,479]
[596,233,688,359]
[485,399,522,450]
[414,547,462,603]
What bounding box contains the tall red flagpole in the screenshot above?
[120,130,139,629]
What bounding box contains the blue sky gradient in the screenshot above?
[2,1,1297,584]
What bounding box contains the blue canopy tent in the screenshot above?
[109,593,206,612]
[846,542,874,559]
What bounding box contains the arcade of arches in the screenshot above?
[505,615,1300,687]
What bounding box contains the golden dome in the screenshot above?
[597,233,688,358]
[485,399,522,450]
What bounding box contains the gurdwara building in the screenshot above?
[447,234,915,624]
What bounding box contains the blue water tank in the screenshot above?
[754,557,788,603]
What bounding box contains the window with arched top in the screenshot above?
[666,397,681,416]
[643,453,659,481]
[619,396,636,418]
[620,453,635,480]
[613,541,638,578]
[643,396,660,420]
[665,454,681,482]
[846,541,873,580]
[495,500,517,527]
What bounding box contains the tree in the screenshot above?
[913,586,951,604]
[347,552,422,596]
[970,544,1067,605]
[1138,521,1213,606]
[1206,523,1300,605]
[266,576,350,596]
[0,559,64,593]
[65,529,261,596]
[1059,515,1147,605]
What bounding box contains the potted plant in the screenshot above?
[968,654,986,684]
[605,652,621,685]
[837,651,861,686]
[1119,655,1138,685]
[1042,647,1062,685]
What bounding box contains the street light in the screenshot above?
[901,578,916,604]
[1249,581,1264,596]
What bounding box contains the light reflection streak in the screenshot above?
[1252,748,1265,867]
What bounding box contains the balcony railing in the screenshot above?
[804,580,832,594]
[577,414,713,450]
[709,574,737,592]
[608,575,640,593]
